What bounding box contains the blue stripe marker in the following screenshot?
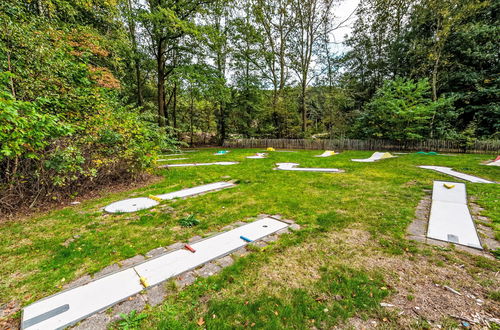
[240,235,253,242]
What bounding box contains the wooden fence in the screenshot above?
[223,138,500,154]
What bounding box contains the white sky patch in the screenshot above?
[330,0,360,54]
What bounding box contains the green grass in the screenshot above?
[0,148,498,327]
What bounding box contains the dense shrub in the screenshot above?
[0,9,178,214]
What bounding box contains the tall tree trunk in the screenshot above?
[218,103,226,145]
[7,51,15,99]
[126,0,143,107]
[301,79,307,132]
[172,82,177,129]
[431,53,440,101]
[157,43,166,127]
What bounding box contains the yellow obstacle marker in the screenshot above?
[443,183,455,189]
[380,152,394,159]
[140,276,149,288]
[148,195,163,202]
[267,147,275,151]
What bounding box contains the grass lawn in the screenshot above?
[1,148,499,328]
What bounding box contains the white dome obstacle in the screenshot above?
[351,152,396,162]
[104,182,236,213]
[274,163,343,173]
[418,166,495,184]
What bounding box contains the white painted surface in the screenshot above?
[486,160,500,166]
[22,218,289,329]
[156,182,235,200]
[157,158,189,161]
[427,201,482,249]
[314,151,336,157]
[275,163,342,173]
[432,181,467,204]
[246,153,267,159]
[161,162,238,168]
[104,197,159,213]
[427,180,482,249]
[160,153,183,156]
[135,218,288,286]
[22,269,142,330]
[419,166,494,183]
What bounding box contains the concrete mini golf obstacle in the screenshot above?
[486,155,500,166]
[159,161,239,168]
[104,182,236,213]
[314,150,337,157]
[274,163,343,173]
[21,217,291,330]
[418,166,495,184]
[351,152,396,162]
[157,158,189,161]
[427,181,482,249]
[246,153,267,159]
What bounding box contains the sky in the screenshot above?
[330,0,360,54]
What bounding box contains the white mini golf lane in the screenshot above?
[21,217,289,330]
[275,163,343,173]
[160,161,239,168]
[427,181,482,249]
[419,166,495,183]
[104,182,236,213]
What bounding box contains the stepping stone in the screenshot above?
[419,166,494,184]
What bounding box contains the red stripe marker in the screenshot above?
[184,244,196,253]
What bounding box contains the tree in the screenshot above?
[139,0,206,127]
[289,0,335,133]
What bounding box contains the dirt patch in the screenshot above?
[218,225,499,328]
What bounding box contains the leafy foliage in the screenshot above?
[178,214,200,227]
[356,78,456,140]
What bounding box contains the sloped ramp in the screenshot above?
[21,218,289,330]
[314,150,336,157]
[419,166,494,183]
[274,163,343,173]
[486,155,500,166]
[352,152,395,162]
[427,181,482,249]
